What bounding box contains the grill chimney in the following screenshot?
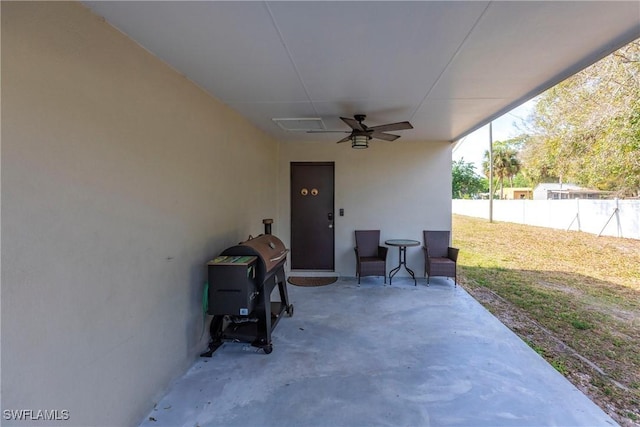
[263,218,273,235]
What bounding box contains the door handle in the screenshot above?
[328,212,333,229]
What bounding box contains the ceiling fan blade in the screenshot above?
[371,131,400,141]
[336,135,352,144]
[341,117,364,131]
[368,121,413,132]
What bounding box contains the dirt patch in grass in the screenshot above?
[453,215,640,426]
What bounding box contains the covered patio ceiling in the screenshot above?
[85,1,640,144]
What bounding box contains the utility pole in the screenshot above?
[489,122,494,223]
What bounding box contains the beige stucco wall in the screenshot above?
[278,140,453,277]
[2,2,278,426]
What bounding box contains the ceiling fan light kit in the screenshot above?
[351,134,370,149]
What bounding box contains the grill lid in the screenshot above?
[239,234,288,273]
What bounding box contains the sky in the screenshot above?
[452,99,535,174]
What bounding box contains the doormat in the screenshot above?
[287,276,338,287]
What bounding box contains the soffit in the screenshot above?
[84,1,640,143]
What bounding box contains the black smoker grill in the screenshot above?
[201,220,293,355]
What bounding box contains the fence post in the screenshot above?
[598,199,620,237]
[616,198,622,238]
[567,198,581,232]
[577,198,581,231]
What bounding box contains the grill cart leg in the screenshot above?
[277,270,294,317]
[252,291,273,354]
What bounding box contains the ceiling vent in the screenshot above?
[272,118,326,132]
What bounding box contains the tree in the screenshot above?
[482,139,523,199]
[522,39,640,197]
[452,158,486,199]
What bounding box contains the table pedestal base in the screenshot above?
[389,245,417,286]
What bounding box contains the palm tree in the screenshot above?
[506,150,522,188]
[483,147,522,199]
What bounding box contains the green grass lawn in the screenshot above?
[453,214,640,425]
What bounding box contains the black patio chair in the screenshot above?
[423,230,459,286]
[355,230,388,284]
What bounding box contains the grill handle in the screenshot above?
[269,249,289,262]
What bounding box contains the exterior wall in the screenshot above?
[503,188,532,200]
[533,183,580,200]
[453,199,640,240]
[2,2,278,426]
[278,140,453,277]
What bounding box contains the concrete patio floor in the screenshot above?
[139,276,617,427]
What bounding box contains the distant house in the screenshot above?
[502,187,533,200]
[533,183,612,200]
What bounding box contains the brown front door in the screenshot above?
[290,162,335,270]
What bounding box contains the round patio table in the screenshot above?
[385,239,420,286]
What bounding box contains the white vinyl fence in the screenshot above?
[452,199,640,240]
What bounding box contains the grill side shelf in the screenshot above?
[208,255,257,266]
